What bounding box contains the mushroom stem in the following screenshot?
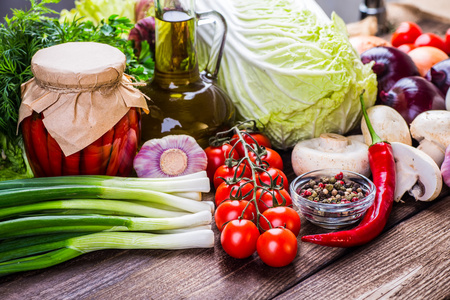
[417,139,446,167]
[318,133,349,151]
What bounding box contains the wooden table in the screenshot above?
[1,16,450,300]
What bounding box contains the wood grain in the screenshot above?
[275,196,450,300]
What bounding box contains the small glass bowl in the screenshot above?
[290,169,376,229]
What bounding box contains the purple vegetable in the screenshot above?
[128,16,156,56]
[135,0,153,22]
[425,58,450,96]
[379,76,446,124]
[360,46,420,102]
[442,145,450,187]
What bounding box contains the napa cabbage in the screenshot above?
[196,0,377,149]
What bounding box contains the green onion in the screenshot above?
[0,230,214,276]
[0,199,190,220]
[0,171,210,192]
[0,171,215,275]
[0,186,212,213]
[0,211,212,236]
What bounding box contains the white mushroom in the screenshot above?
[410,110,450,166]
[291,133,370,177]
[446,88,450,111]
[391,142,443,202]
[361,105,412,146]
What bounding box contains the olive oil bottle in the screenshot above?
[140,2,235,148]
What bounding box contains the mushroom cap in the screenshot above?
[410,110,450,149]
[291,133,370,177]
[391,142,443,202]
[361,105,412,146]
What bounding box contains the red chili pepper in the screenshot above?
[101,128,115,174]
[63,151,81,176]
[29,114,51,177]
[21,116,45,177]
[105,112,130,176]
[81,137,103,175]
[47,133,63,176]
[301,93,396,247]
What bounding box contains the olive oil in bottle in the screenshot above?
[140,7,235,148]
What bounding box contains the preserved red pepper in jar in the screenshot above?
[18,42,149,177]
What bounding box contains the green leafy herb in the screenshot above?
[0,0,154,181]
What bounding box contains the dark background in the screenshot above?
[1,0,75,19]
[1,0,371,23]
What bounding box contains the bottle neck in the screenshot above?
[153,11,200,86]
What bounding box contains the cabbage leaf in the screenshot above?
[196,0,377,149]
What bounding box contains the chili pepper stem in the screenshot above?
[360,91,383,145]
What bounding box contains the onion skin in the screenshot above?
[408,46,449,77]
[425,58,450,96]
[349,36,392,55]
[442,145,450,187]
[379,76,446,124]
[361,46,420,103]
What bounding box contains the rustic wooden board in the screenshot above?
[275,195,450,300]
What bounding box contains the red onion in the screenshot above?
[360,46,420,102]
[379,76,446,124]
[425,58,450,96]
[128,16,156,56]
[442,145,450,187]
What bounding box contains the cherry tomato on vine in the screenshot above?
[256,167,289,190]
[414,33,446,52]
[249,148,283,171]
[213,162,252,189]
[221,219,260,259]
[257,227,298,267]
[259,207,301,236]
[230,131,272,157]
[215,200,257,231]
[215,179,254,207]
[204,143,239,181]
[391,21,422,47]
[255,188,292,213]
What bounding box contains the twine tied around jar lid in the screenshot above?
[18,42,149,157]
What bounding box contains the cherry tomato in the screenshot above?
[215,200,257,231]
[255,188,292,213]
[204,143,239,181]
[231,131,272,157]
[257,167,289,190]
[414,33,446,52]
[391,21,422,47]
[215,179,254,207]
[249,148,283,171]
[444,28,450,54]
[259,207,301,236]
[221,219,260,259]
[257,227,298,267]
[213,162,252,189]
[397,43,416,53]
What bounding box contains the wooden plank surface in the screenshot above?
[276,195,450,300]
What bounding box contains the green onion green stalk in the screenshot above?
[0,171,215,276]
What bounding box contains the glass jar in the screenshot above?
[18,42,148,177]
